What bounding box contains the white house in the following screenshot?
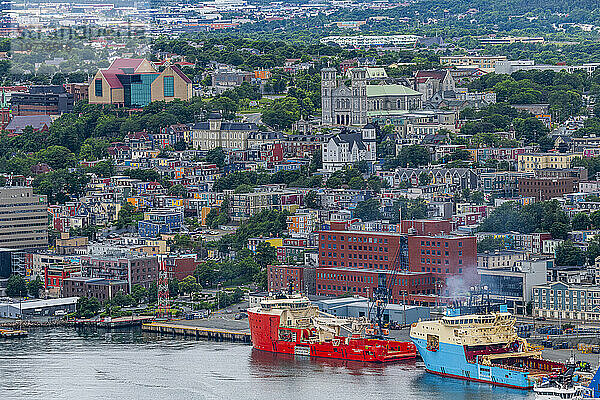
[322,124,377,173]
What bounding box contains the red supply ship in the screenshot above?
[247,293,417,362]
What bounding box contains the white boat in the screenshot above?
[534,383,588,400]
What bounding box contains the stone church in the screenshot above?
[321,67,423,127]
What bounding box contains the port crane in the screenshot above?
[367,235,409,338]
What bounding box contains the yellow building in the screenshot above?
[439,55,508,71]
[517,153,580,172]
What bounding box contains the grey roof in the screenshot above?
[5,115,53,133]
[192,121,258,131]
[0,297,79,310]
[334,133,367,150]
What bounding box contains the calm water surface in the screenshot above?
[0,327,534,400]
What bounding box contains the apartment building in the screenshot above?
[190,114,258,151]
[518,177,578,201]
[63,277,129,302]
[318,230,408,270]
[439,55,507,71]
[533,281,600,321]
[517,153,580,173]
[11,85,74,116]
[80,255,159,292]
[315,267,437,305]
[477,250,526,270]
[230,190,303,222]
[268,264,316,295]
[407,235,477,279]
[0,186,48,249]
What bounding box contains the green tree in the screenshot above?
[572,213,591,230]
[234,183,254,194]
[471,191,485,205]
[348,176,366,190]
[111,291,134,307]
[262,97,302,129]
[204,147,226,168]
[116,203,144,229]
[194,261,219,288]
[586,236,600,265]
[27,277,44,298]
[396,145,429,168]
[550,222,570,240]
[148,281,158,304]
[253,268,267,290]
[477,237,506,252]
[305,190,318,208]
[255,242,277,268]
[131,284,149,304]
[592,210,600,229]
[168,279,180,298]
[179,276,200,295]
[6,275,27,297]
[36,145,78,170]
[555,241,585,266]
[79,138,109,161]
[354,198,382,221]
[308,151,322,173]
[76,296,101,318]
[167,184,187,197]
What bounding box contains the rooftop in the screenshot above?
[366,84,421,97]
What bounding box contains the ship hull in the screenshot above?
[411,337,532,389]
[248,309,416,363]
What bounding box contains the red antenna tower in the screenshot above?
[157,256,170,319]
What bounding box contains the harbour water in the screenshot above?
[0,327,535,400]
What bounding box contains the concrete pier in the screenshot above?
[142,321,251,343]
[75,316,154,329]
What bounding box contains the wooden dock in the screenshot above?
[142,322,251,343]
[0,328,28,338]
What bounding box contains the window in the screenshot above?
[163,76,175,97]
[95,79,103,97]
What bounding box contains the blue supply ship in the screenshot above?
[410,303,566,390]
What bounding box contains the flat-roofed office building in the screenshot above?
[0,187,48,249]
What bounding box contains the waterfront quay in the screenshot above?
[75,315,154,329]
[142,311,251,342]
[143,321,250,342]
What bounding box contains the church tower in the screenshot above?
[351,67,367,126]
[321,68,337,125]
[361,123,377,162]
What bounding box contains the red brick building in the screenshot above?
[267,264,316,295]
[276,237,311,263]
[318,230,407,270]
[400,219,454,235]
[518,177,578,201]
[62,277,128,302]
[45,264,82,297]
[407,235,477,284]
[315,267,437,305]
[165,255,198,281]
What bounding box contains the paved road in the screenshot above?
[172,316,250,332]
[240,112,262,124]
[167,301,251,332]
[542,348,600,365]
